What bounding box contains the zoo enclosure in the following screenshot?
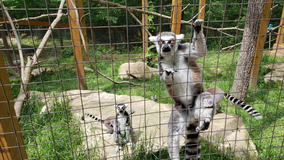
[0,0,284,159]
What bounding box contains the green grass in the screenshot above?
[198,51,284,159]
[19,95,100,159]
[123,141,235,160]
[11,42,284,159]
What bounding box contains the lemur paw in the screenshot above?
[115,146,120,153]
[165,68,176,76]
[204,118,211,123]
[196,127,201,132]
[193,19,204,33]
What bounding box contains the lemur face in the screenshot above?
[149,32,184,56]
[115,103,128,113]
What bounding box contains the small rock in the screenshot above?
[72,67,94,72]
[13,60,21,65]
[84,67,93,72]
[31,67,52,77]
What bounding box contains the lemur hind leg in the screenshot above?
[167,107,185,160]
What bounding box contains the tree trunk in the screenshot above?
[14,57,33,118]
[0,31,13,66]
[231,0,265,101]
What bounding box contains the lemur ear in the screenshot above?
[124,104,128,108]
[149,36,157,43]
[114,105,117,108]
[176,34,184,41]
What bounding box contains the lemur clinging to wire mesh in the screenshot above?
[149,19,262,160]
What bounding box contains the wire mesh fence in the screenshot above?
[0,0,284,159]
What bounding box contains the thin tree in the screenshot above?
[231,0,265,101]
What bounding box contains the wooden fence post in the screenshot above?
[198,0,206,20]
[67,0,87,90]
[142,0,148,55]
[275,5,284,46]
[0,51,27,160]
[0,30,13,66]
[171,0,182,34]
[250,0,272,88]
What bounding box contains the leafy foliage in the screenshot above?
[61,47,73,58]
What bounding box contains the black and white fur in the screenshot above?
[149,19,262,159]
[112,103,135,153]
[149,19,207,160]
[194,92,216,132]
[206,87,262,119]
[81,109,135,135]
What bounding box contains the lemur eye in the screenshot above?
[159,41,163,44]
[170,40,175,44]
[122,107,124,110]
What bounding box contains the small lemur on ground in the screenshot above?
[112,103,135,153]
[81,109,135,135]
[149,19,262,160]
[81,103,135,153]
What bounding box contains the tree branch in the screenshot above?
[0,0,66,118]
[128,11,152,37]
[89,0,245,33]
[0,2,24,76]
[221,42,242,51]
[0,13,58,25]
[69,0,141,86]
[32,0,66,64]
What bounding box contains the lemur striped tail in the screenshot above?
[224,93,262,119]
[185,124,200,160]
[81,113,105,123]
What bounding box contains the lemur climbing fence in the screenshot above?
[0,0,284,159]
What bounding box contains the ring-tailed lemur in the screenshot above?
[81,109,135,135]
[113,103,135,153]
[194,92,216,132]
[205,87,262,119]
[149,19,262,160]
[149,19,207,160]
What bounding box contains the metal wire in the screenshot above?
[0,0,284,160]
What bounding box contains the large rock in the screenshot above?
[263,63,284,83]
[118,62,158,80]
[59,90,258,159]
[200,114,258,159]
[270,44,284,57]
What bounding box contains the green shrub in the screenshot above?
[61,47,73,58]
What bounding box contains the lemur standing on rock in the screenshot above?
[81,103,135,153]
[81,109,135,135]
[149,19,262,160]
[112,103,135,153]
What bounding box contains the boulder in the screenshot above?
[72,67,94,72]
[31,67,52,77]
[263,63,284,83]
[118,62,154,79]
[59,90,259,159]
[270,44,284,57]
